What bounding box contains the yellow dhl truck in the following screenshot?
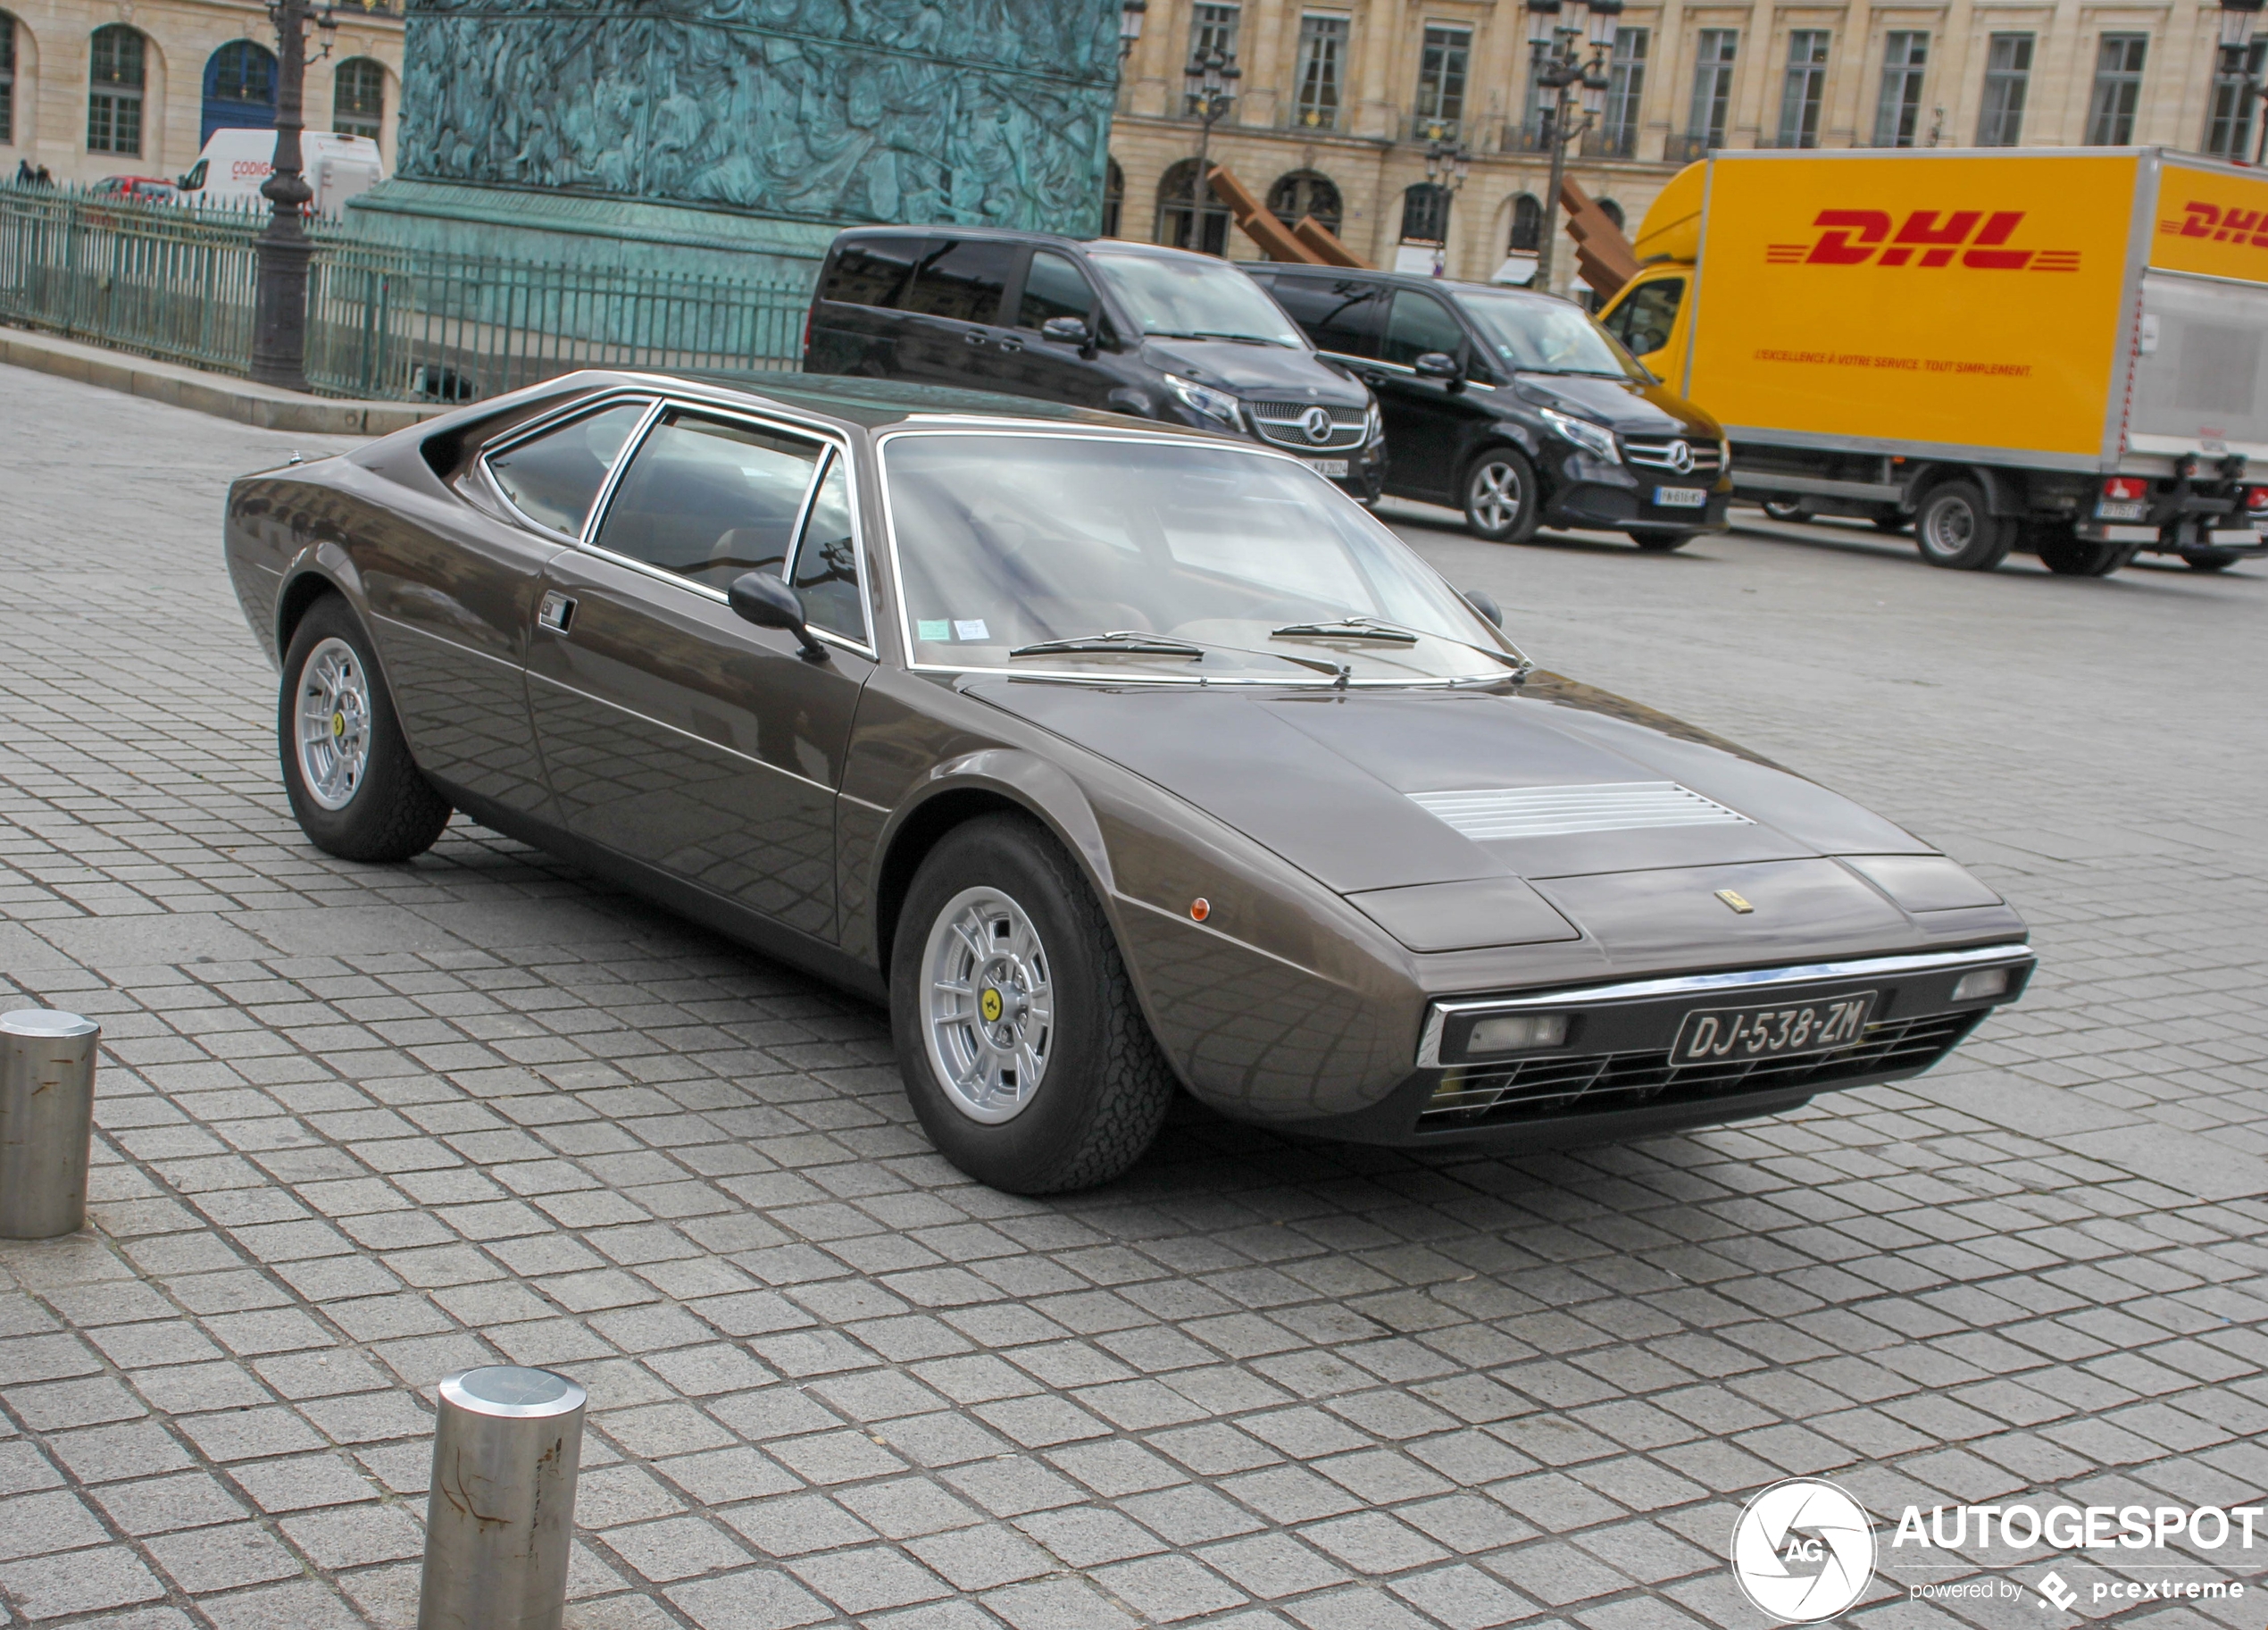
[1596,147,2268,574]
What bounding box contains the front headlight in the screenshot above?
[1540,407,1619,463]
[1163,373,1244,430]
[1363,400,1383,445]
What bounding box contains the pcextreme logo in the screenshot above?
[1766,210,2082,272]
[1730,1478,1876,1623]
[2162,199,2268,247]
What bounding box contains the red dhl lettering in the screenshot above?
[2163,201,2268,247]
[1768,209,2078,271]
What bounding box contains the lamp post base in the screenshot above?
[250,230,314,392]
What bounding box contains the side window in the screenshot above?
[821,236,928,309]
[1382,290,1467,368]
[788,456,863,642]
[1266,276,1385,358]
[485,401,651,538]
[1017,250,1096,330]
[590,410,824,593]
[904,238,1017,325]
[1601,279,1684,358]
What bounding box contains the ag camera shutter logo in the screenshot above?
[1730,1478,1876,1622]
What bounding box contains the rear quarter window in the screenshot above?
[821,236,928,309]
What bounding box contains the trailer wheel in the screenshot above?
[2037,530,2134,577]
[1914,481,2014,571]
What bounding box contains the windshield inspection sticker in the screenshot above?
[916,620,950,642]
[953,620,990,642]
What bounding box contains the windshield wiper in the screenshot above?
[1270,615,1533,679]
[1010,630,1351,685]
[1149,330,1290,347]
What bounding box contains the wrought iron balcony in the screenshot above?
[1662,133,1721,163]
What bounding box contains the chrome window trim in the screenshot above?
[869,423,1510,688]
[1414,942,2036,1068]
[577,398,879,660]
[477,393,662,545]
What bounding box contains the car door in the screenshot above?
[996,247,1113,408]
[364,394,652,820]
[893,237,1021,390]
[1372,288,1496,501]
[523,405,875,941]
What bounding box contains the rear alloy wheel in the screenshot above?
[891,815,1176,1194]
[1913,481,2014,571]
[1462,447,1541,544]
[1760,497,1812,522]
[279,595,453,861]
[2036,527,2134,577]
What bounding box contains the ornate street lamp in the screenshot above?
[1182,43,1239,255]
[1119,0,1147,61]
[250,0,338,390]
[1522,0,1618,297]
[1418,121,1472,270]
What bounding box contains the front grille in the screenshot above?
[1417,1010,1980,1128]
[1250,400,1369,451]
[1411,782,1751,840]
[1623,435,1724,476]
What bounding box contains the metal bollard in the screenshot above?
[0,1009,100,1240]
[418,1366,586,1630]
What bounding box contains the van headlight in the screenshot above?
[1163,373,1244,430]
[1540,407,1618,463]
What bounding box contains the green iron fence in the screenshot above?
[0,183,813,401]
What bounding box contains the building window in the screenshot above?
[2206,38,2268,158]
[1267,170,1342,238]
[1509,193,1543,253]
[335,57,386,143]
[1102,158,1124,236]
[2085,33,2146,146]
[1688,29,1738,145]
[1873,31,1929,147]
[88,25,146,156]
[202,39,278,146]
[1157,158,1230,255]
[1293,13,1347,130]
[1192,1,1240,62]
[0,12,16,148]
[1977,32,2032,146]
[1601,29,1648,156]
[1597,197,1625,228]
[1777,29,1830,146]
[1401,181,1450,245]
[1414,24,1471,136]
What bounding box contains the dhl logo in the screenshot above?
[1765,210,2080,272]
[2163,200,2268,246]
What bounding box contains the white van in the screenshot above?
[177,129,385,218]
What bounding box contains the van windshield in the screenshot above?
[1087,251,1305,348]
[1450,289,1643,379]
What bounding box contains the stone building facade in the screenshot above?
[1110,0,2263,285]
[0,0,402,186]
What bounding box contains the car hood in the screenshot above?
[1513,372,1719,438]
[1138,339,1368,405]
[966,674,1930,899]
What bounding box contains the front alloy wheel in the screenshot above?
[1463,447,1541,544]
[922,886,1055,1124]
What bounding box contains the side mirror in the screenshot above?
[729,572,829,662]
[1413,351,1461,381]
[1463,588,1504,629]
[1039,315,1091,347]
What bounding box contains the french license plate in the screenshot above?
[1654,486,1707,508]
[2095,500,2147,521]
[1306,458,1350,479]
[1672,991,1876,1064]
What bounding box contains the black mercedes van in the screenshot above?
[1247,265,1729,548]
[803,228,1386,500]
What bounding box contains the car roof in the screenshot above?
[825,223,1231,270]
[1257,264,1575,305]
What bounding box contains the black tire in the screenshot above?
[2185,549,2241,572]
[1760,498,1811,522]
[2036,529,2132,577]
[1461,447,1542,544]
[1871,512,1909,534]
[890,815,1176,1194]
[1913,481,2014,571]
[1630,532,1688,551]
[279,595,453,862]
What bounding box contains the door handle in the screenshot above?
[537,591,576,633]
[998,339,1022,354]
[963,331,986,346]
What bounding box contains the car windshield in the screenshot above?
[1087,251,1305,347]
[883,434,1519,685]
[1451,289,1642,379]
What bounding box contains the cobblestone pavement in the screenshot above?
[1,362,2265,1630]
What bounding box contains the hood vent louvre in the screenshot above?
[1411,782,1753,840]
